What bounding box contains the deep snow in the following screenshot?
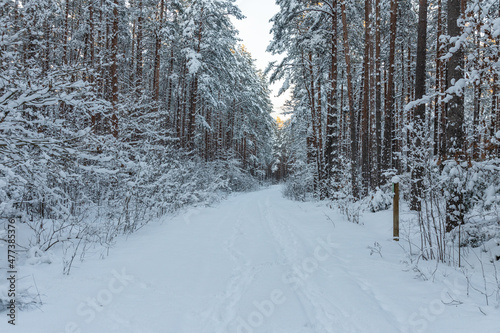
[1,186,499,332]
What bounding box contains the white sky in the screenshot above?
[232,0,289,120]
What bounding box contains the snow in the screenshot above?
[185,49,202,75]
[1,186,499,332]
[493,17,500,38]
[25,247,54,266]
[444,78,467,98]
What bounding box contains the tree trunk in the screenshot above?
[492,3,500,157]
[153,0,164,104]
[341,0,358,199]
[89,0,98,132]
[63,0,70,65]
[316,73,325,198]
[325,0,339,195]
[361,0,372,196]
[445,0,465,232]
[136,0,143,96]
[434,0,443,157]
[167,46,175,113]
[308,52,319,193]
[383,0,398,173]
[410,0,427,211]
[188,6,203,150]
[110,0,119,138]
[374,0,382,188]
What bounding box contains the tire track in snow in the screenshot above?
[334,270,405,331]
[257,197,357,333]
[189,189,402,333]
[263,196,403,332]
[198,214,261,333]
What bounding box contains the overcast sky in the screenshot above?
[232,0,289,119]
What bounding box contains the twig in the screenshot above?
[323,212,336,229]
[31,274,44,309]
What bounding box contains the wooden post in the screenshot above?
[393,178,399,241]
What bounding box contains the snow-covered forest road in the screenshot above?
[4,186,500,333]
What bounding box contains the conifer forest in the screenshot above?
[1,0,500,331]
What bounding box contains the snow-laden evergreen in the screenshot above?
[0,0,274,273]
[268,0,500,315]
[1,0,500,331]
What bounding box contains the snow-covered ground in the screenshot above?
[1,186,499,332]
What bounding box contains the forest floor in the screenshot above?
[2,185,500,333]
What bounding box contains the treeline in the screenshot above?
[270,0,500,260]
[0,0,273,265]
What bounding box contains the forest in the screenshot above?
[1,0,276,269]
[270,0,500,263]
[0,0,500,329]
[0,0,499,292]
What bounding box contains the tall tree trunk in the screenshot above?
[63,0,70,65]
[153,0,164,104]
[410,0,427,211]
[89,0,98,132]
[361,0,372,196]
[445,0,465,232]
[434,0,443,157]
[188,6,203,150]
[93,0,105,135]
[405,43,412,173]
[492,3,500,157]
[374,0,382,188]
[325,0,339,195]
[472,25,481,160]
[110,0,119,138]
[136,0,143,96]
[341,0,358,199]
[205,107,211,161]
[383,0,398,174]
[316,73,325,198]
[308,52,319,192]
[89,0,95,70]
[181,63,188,147]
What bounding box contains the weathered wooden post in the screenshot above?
[392,176,400,241]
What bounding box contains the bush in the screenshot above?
[367,187,393,213]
